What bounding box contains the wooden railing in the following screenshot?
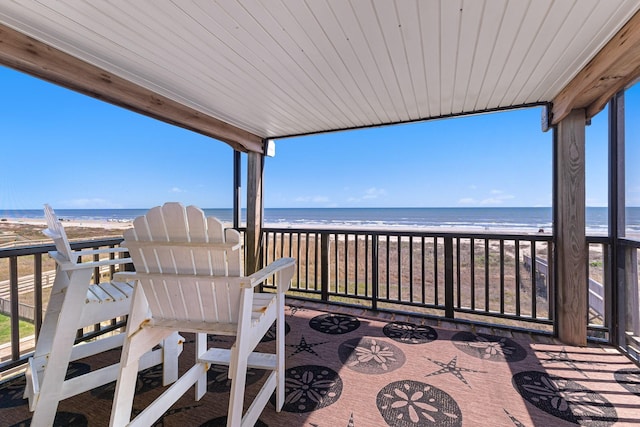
[618,238,640,362]
[259,228,557,332]
[1,230,638,373]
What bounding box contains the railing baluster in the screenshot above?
[456,238,461,309]
[334,233,339,294]
[386,236,390,300]
[470,238,475,310]
[93,250,101,332]
[280,230,285,261]
[314,232,319,291]
[344,234,349,296]
[434,237,439,305]
[364,234,369,298]
[445,237,454,319]
[296,232,301,289]
[515,239,521,317]
[409,236,414,303]
[547,242,554,321]
[485,239,490,312]
[421,236,426,305]
[34,253,43,337]
[397,236,401,301]
[372,234,379,310]
[9,256,19,361]
[531,240,537,318]
[305,232,310,291]
[500,240,505,314]
[321,233,329,301]
[354,233,359,296]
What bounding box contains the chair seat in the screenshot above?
[86,280,134,304]
[81,280,136,327]
[149,292,277,334]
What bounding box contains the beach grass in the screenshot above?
[0,313,34,343]
[0,220,611,337]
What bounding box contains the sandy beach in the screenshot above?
[0,218,130,248]
[2,217,132,230]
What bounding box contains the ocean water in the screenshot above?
[2,207,639,235]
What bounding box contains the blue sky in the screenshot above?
[1,65,637,210]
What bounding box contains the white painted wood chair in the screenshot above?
[24,204,182,426]
[109,202,296,427]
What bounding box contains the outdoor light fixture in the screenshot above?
[265,139,276,157]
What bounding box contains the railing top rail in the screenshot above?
[0,237,124,257]
[619,237,640,248]
[254,226,554,241]
[586,235,610,244]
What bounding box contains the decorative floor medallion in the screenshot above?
[512,370,617,425]
[377,380,462,426]
[614,368,640,397]
[309,314,360,335]
[383,321,438,345]
[451,331,527,362]
[338,337,406,374]
[275,364,343,413]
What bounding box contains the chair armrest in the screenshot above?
[242,257,296,292]
[74,247,129,257]
[113,271,137,282]
[51,251,133,271]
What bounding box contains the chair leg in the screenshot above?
[227,347,248,427]
[109,355,141,427]
[29,268,93,426]
[195,332,208,400]
[162,332,182,386]
[110,327,172,427]
[275,294,286,411]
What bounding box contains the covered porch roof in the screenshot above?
[0,1,639,153]
[1,1,639,349]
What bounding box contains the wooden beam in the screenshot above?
[554,109,587,346]
[0,23,263,153]
[552,10,640,125]
[245,151,264,275]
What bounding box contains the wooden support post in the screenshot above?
[608,91,626,346]
[233,150,242,229]
[555,109,587,346]
[246,151,264,275]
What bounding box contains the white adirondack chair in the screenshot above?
[24,204,182,426]
[109,202,296,427]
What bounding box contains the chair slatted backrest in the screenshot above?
[124,203,243,324]
[43,204,76,264]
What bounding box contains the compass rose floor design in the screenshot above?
[1,303,639,426]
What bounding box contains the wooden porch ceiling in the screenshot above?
[0,1,640,154]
